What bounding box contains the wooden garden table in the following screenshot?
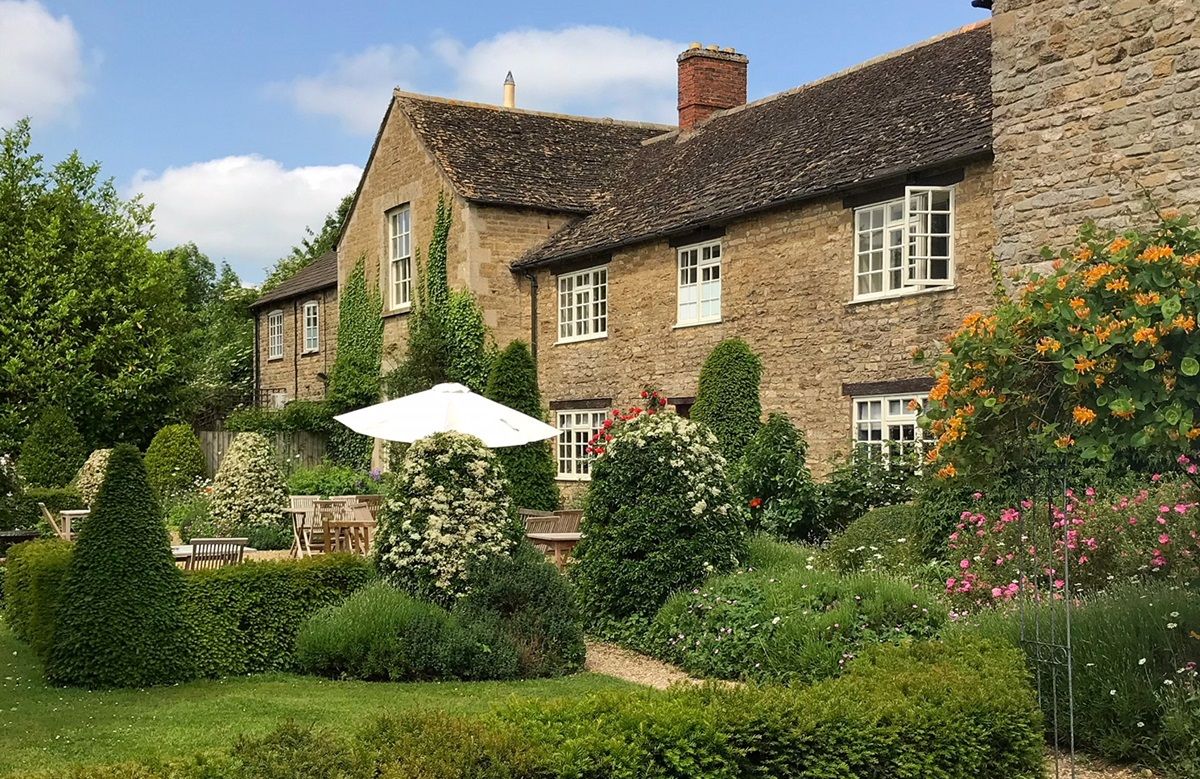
[525,531,581,569]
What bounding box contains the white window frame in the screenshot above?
[853,393,927,459]
[555,409,607,480]
[267,310,284,360]
[676,239,722,326]
[302,300,320,354]
[556,266,608,343]
[387,205,412,311]
[853,186,954,301]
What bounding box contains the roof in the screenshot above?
[393,93,670,213]
[252,250,338,309]
[515,22,993,268]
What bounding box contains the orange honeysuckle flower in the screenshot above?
[1182,253,1200,269]
[1173,314,1197,333]
[1187,427,1200,440]
[1133,326,1160,345]
[1108,237,1131,253]
[1054,435,1075,449]
[1083,263,1115,286]
[1073,356,1097,374]
[937,463,957,479]
[1105,276,1130,292]
[1112,406,1136,420]
[1035,336,1062,355]
[1094,373,1106,387]
[1073,406,1098,426]
[1133,291,1162,306]
[1138,244,1175,262]
[1057,276,1070,290]
[1075,245,1094,262]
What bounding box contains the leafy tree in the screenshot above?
[261,193,353,291]
[485,341,559,510]
[143,423,206,499]
[691,338,763,462]
[17,407,87,488]
[327,259,383,468]
[46,444,191,687]
[0,120,189,451]
[733,412,821,540]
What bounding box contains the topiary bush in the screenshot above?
[208,432,288,537]
[47,444,191,687]
[72,448,112,506]
[18,407,87,488]
[733,412,821,540]
[485,341,559,511]
[2,538,74,660]
[573,411,747,628]
[690,338,762,462]
[286,463,382,497]
[375,432,517,606]
[143,423,206,499]
[825,503,943,576]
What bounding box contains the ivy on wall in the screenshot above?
[327,258,383,468]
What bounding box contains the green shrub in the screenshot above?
[224,399,333,434]
[745,533,820,573]
[18,407,87,488]
[817,446,918,534]
[208,432,288,536]
[649,562,946,683]
[47,444,191,687]
[166,492,210,534]
[295,581,518,682]
[286,463,381,497]
[72,448,112,506]
[825,503,944,576]
[2,539,73,660]
[485,341,559,511]
[690,338,762,462]
[5,486,83,534]
[184,554,374,677]
[968,585,1200,774]
[143,423,206,499]
[376,432,517,605]
[574,411,747,628]
[445,289,494,394]
[733,412,820,540]
[453,542,585,678]
[0,453,23,531]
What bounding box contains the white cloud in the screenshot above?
[130,156,362,282]
[0,0,86,127]
[277,26,684,133]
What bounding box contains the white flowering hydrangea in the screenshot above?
[73,449,112,506]
[375,432,516,605]
[208,433,288,532]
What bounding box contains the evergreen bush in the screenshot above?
[733,412,821,540]
[573,411,747,625]
[208,432,288,536]
[143,423,206,499]
[485,341,559,511]
[690,338,762,463]
[0,453,24,531]
[46,445,191,687]
[817,446,918,535]
[2,538,73,660]
[72,449,112,506]
[375,432,517,605]
[445,290,493,393]
[17,407,87,488]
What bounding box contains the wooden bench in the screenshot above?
[184,538,248,571]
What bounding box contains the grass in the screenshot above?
[0,619,634,776]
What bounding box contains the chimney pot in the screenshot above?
[503,71,516,108]
[705,43,719,51]
[676,45,749,130]
[688,41,701,50]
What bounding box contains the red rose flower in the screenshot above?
[749,497,763,509]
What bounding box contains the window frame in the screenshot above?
[301,300,320,354]
[556,265,609,344]
[267,309,284,361]
[852,393,928,460]
[555,409,607,481]
[675,239,723,326]
[387,205,413,312]
[852,185,954,302]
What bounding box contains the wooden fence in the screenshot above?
[198,430,328,477]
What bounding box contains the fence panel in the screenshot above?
[199,430,328,477]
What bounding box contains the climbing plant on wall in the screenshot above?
[327,258,383,468]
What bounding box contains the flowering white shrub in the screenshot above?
[73,449,112,506]
[375,432,516,605]
[208,433,287,532]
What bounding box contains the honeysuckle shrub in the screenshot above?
[208,432,288,535]
[375,432,518,606]
[573,410,748,629]
[143,423,206,500]
[920,214,1200,484]
[968,585,1199,774]
[72,449,112,506]
[17,407,86,488]
[733,412,821,541]
[945,475,1200,609]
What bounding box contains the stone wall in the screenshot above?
[991,0,1200,267]
[534,161,996,479]
[255,285,338,406]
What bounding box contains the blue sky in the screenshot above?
[2,0,988,283]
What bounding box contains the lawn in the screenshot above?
[0,620,634,776]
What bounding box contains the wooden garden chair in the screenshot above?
[184,538,248,571]
[37,503,76,541]
[287,495,319,558]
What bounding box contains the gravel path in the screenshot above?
[1047,751,1160,779]
[584,641,700,690]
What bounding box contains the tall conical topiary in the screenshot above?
[46,444,191,687]
[18,407,87,487]
[485,341,558,510]
[691,338,763,463]
[143,423,206,499]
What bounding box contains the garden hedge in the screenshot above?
[825,503,937,575]
[690,338,762,462]
[1,487,83,533]
[2,539,73,660]
[18,407,87,488]
[143,423,206,498]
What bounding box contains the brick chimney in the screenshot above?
[677,43,748,130]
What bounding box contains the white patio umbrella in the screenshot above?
[332,382,559,448]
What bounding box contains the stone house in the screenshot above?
[322,0,1197,482]
[250,250,339,408]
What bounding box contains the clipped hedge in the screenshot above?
[825,503,942,576]
[2,539,73,660]
[690,338,762,462]
[17,407,87,488]
[6,487,83,533]
[143,423,206,498]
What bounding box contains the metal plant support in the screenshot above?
[1018,475,1076,779]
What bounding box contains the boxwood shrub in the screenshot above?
[2,539,73,660]
[17,407,87,488]
[143,423,206,499]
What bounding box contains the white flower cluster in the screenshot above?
[208,433,288,531]
[376,432,514,602]
[73,449,112,506]
[1,452,17,499]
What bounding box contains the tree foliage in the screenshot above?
[485,341,559,510]
[143,423,206,499]
[261,193,353,291]
[691,338,763,463]
[327,259,383,468]
[17,407,87,488]
[733,412,821,540]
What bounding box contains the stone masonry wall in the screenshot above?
[535,161,996,480]
[255,285,338,405]
[991,0,1200,267]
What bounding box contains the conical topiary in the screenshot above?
[691,338,762,463]
[485,341,559,511]
[46,444,191,687]
[144,423,206,499]
[208,432,288,534]
[18,407,87,488]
